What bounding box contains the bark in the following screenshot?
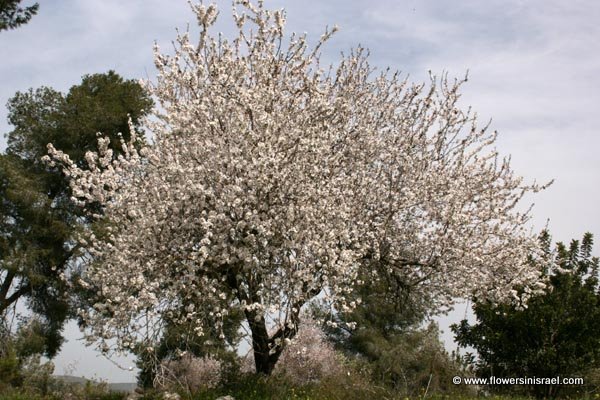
[225,266,306,375]
[245,308,300,375]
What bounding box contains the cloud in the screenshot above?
[355,0,600,240]
[0,0,195,146]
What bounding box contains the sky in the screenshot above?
[1,0,599,383]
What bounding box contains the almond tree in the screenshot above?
[46,1,549,375]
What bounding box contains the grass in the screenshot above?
[1,368,598,400]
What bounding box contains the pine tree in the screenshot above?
[1,71,152,357]
[0,0,38,31]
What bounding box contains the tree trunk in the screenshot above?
[226,268,303,375]
[245,307,301,375]
[246,310,282,375]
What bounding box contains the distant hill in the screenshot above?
[52,375,137,393]
[52,375,89,385]
[108,382,137,393]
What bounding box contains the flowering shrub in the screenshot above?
[274,317,343,384]
[154,353,222,393]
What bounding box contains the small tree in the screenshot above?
[314,258,430,355]
[0,317,55,392]
[48,1,549,375]
[453,232,600,398]
[360,322,467,396]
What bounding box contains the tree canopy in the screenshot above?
[0,71,152,357]
[0,152,72,357]
[47,1,548,375]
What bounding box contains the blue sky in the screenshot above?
[1,0,599,383]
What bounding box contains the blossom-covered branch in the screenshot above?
[46,0,550,375]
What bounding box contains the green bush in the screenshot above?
[0,349,21,390]
[0,391,47,400]
[454,232,600,399]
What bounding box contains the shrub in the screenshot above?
[0,321,55,394]
[155,353,222,394]
[273,317,343,385]
[453,232,600,399]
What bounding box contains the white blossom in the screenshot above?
[47,0,549,372]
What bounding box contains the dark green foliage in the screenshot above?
[0,0,38,31]
[453,231,600,399]
[350,262,429,335]
[318,260,429,351]
[6,71,152,169]
[0,346,20,389]
[345,322,468,397]
[0,318,55,393]
[0,154,70,358]
[1,71,152,359]
[313,261,465,395]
